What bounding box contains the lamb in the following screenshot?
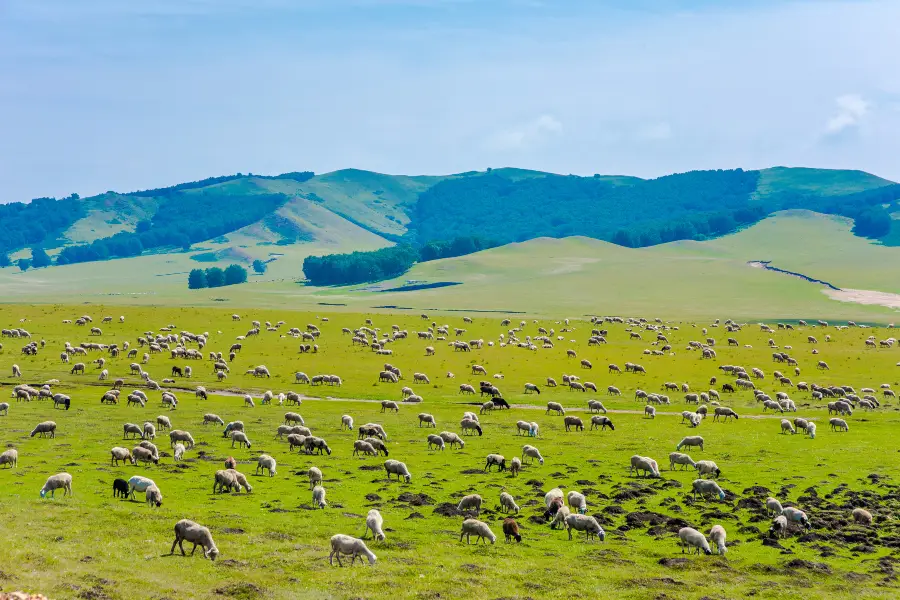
[427,434,445,450]
[503,518,522,543]
[780,419,796,434]
[565,514,604,541]
[256,454,277,477]
[146,484,163,507]
[329,534,376,566]
[110,447,135,466]
[852,507,873,526]
[457,494,483,515]
[364,509,386,541]
[341,415,354,430]
[829,418,849,432]
[676,436,704,451]
[695,460,721,478]
[30,421,57,438]
[459,519,496,544]
[485,454,506,472]
[669,452,696,471]
[169,430,195,449]
[692,479,726,501]
[312,485,327,508]
[113,477,129,498]
[567,491,587,514]
[766,497,783,516]
[807,422,817,439]
[678,527,712,555]
[564,416,584,432]
[709,524,727,554]
[630,455,661,478]
[384,459,412,482]
[171,519,219,560]
[231,431,252,448]
[770,515,789,537]
[510,456,521,476]
[522,445,544,465]
[499,491,520,514]
[174,443,185,461]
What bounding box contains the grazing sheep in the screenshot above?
[312,485,327,508]
[695,460,721,478]
[459,519,496,544]
[0,402,8,416]
[522,444,544,465]
[709,524,727,555]
[499,491,520,514]
[644,405,656,419]
[567,491,587,514]
[829,418,849,432]
[231,431,252,449]
[713,407,739,421]
[0,448,18,469]
[460,418,483,436]
[783,507,810,528]
[381,400,399,413]
[353,440,378,457]
[565,514,604,541]
[589,416,615,431]
[426,434,445,451]
[110,447,135,466]
[173,443,185,461]
[503,518,522,543]
[364,509,386,541]
[669,452,696,471]
[587,399,607,414]
[780,419,796,435]
[418,413,436,428]
[852,507,873,526]
[157,415,172,430]
[692,479,726,501]
[384,459,412,482]
[563,416,584,432]
[341,415,354,430]
[30,421,56,438]
[146,484,163,507]
[171,519,219,561]
[112,478,129,498]
[439,431,465,449]
[630,455,661,478]
[256,454,277,477]
[223,421,244,437]
[132,446,159,465]
[765,497,784,515]
[678,527,712,555]
[329,534,376,566]
[169,430,195,449]
[458,494,483,515]
[40,473,73,498]
[484,454,507,472]
[676,436,704,451]
[308,466,323,489]
[545,402,565,416]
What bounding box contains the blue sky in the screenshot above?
[1,0,898,201]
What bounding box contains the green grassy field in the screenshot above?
[1,305,899,599]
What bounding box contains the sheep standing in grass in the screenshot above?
[329,534,376,566]
[458,494,483,515]
[510,456,521,476]
[146,485,163,507]
[0,448,17,469]
[341,415,354,430]
[852,507,873,525]
[644,405,656,419]
[630,455,661,478]
[830,418,849,432]
[503,518,522,542]
[499,492,520,514]
[565,514,604,541]
[676,436,704,451]
[308,466,323,489]
[418,413,436,428]
[522,445,544,465]
[40,473,72,498]
[127,475,156,499]
[169,430,195,449]
[709,525,727,554]
[171,519,218,560]
[783,507,810,528]
[678,527,712,555]
[459,519,496,544]
[30,421,57,438]
[231,431,252,449]
[567,491,587,514]
[110,447,134,466]
[766,497,783,516]
[427,434,445,450]
[692,479,726,501]
[364,509,385,541]
[695,460,721,478]
[174,443,185,461]
[780,419,796,434]
[312,485,327,508]
[770,515,789,538]
[0,402,8,416]
[669,452,696,471]
[256,454,277,477]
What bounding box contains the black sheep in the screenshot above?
[491,397,510,409]
[112,478,129,499]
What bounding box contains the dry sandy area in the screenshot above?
[824,288,900,310]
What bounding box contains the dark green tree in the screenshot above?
[205,267,225,288]
[188,269,208,289]
[31,247,51,268]
[224,264,248,285]
[852,206,892,238]
[17,258,32,271]
[252,259,267,274]
[0,253,10,268]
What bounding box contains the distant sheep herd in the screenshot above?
[1,311,897,569]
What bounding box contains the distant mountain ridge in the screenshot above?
[1,166,897,269]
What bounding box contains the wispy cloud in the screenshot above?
[825,94,869,135]
[483,115,563,152]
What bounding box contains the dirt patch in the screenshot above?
[658,557,689,568]
[220,528,245,534]
[342,513,364,518]
[786,559,831,573]
[460,469,483,475]
[397,492,435,506]
[825,288,900,309]
[406,512,425,520]
[214,583,265,599]
[358,465,382,471]
[365,493,382,501]
[433,503,462,517]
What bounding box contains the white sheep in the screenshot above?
[669,452,696,471]
[231,431,252,448]
[169,430,195,449]
[127,475,156,499]
[630,455,660,478]
[312,485,327,508]
[308,466,323,489]
[110,447,135,466]
[692,479,726,501]
[676,436,704,451]
[171,519,219,560]
[565,514,604,541]
[459,519,496,544]
[766,497,783,516]
[364,509,386,541]
[783,506,810,528]
[341,415,354,430]
[709,524,727,554]
[0,448,17,469]
[695,460,721,478]
[499,491,519,514]
[329,534,376,566]
[678,527,712,555]
[256,454,277,477]
[457,494,483,515]
[427,434,445,450]
[522,445,544,465]
[173,443,185,461]
[567,491,587,514]
[146,484,163,507]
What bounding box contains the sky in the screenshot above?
[1,0,899,201]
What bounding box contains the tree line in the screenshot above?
[188,265,248,289]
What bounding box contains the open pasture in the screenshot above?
[1,305,900,599]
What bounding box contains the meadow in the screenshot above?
[1,305,899,600]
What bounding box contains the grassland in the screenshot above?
[1,305,899,599]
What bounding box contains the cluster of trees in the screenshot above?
[0,195,85,255]
[303,245,419,285]
[188,264,248,289]
[127,171,314,198]
[302,236,496,285]
[57,192,291,265]
[411,169,762,247]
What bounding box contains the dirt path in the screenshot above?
[824,288,900,311]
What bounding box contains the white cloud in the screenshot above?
[825,93,869,135]
[636,121,673,142]
[483,114,563,152]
